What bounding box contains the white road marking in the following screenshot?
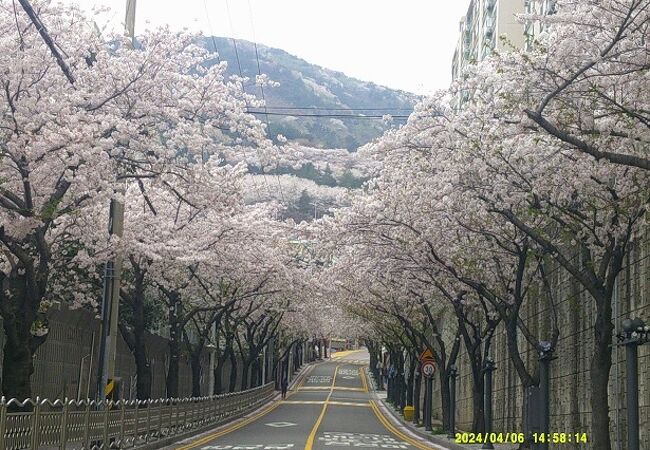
[318,432,409,448]
[265,422,298,428]
[202,446,294,449]
[307,375,332,384]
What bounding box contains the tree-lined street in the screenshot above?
[1,1,649,450]
[168,351,430,450]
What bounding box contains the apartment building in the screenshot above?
[452,0,556,82]
[523,0,558,50]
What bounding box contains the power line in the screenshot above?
[254,106,415,112]
[245,111,410,119]
[246,0,286,205]
[203,0,221,64]
[224,0,275,202]
[202,0,263,202]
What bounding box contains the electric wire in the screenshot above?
[223,0,274,201]
[245,111,410,119]
[254,107,414,111]
[246,0,286,205]
[203,0,221,64]
[202,0,263,202]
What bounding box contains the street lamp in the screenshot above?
[481,356,497,450]
[447,364,458,439]
[535,341,556,450]
[616,317,650,450]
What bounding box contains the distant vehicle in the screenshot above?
[330,338,357,352]
[330,338,347,352]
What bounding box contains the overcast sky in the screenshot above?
[60,1,470,95]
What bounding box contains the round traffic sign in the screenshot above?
[421,361,436,377]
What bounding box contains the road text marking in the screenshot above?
[318,432,409,448]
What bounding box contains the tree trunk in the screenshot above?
[133,325,152,400]
[163,291,183,398]
[406,356,415,406]
[240,360,251,391]
[228,350,238,392]
[460,331,484,432]
[214,351,227,395]
[470,367,485,433]
[120,262,152,401]
[438,369,451,432]
[1,333,35,401]
[591,301,613,450]
[414,372,422,425]
[0,269,48,402]
[166,317,182,398]
[190,351,202,397]
[251,359,259,388]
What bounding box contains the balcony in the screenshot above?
[484,14,496,38]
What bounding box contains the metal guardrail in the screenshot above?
[0,383,275,450]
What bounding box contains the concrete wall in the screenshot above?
[0,307,246,400]
[431,227,650,449]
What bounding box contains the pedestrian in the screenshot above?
[376,361,384,390]
[281,377,288,399]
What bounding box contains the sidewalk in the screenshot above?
[368,375,517,450]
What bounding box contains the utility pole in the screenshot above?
[96,200,125,402]
[95,0,134,403]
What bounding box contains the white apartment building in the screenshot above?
[452,0,556,81]
[523,0,558,50]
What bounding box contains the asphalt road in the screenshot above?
[169,350,432,450]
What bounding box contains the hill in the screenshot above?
[201,37,420,150]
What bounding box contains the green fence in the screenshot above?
[0,383,275,450]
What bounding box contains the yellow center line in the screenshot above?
[305,365,340,450]
[369,400,431,450]
[176,364,316,450]
[360,367,369,393]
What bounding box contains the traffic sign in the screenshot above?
[419,348,434,362]
[421,360,436,378]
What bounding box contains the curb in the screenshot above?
[364,371,454,450]
[376,399,469,450]
[160,363,316,450]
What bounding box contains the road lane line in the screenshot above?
[298,386,365,392]
[360,367,369,392]
[176,364,316,449]
[175,401,283,450]
[305,365,340,450]
[358,366,433,450]
[369,400,432,450]
[282,400,370,407]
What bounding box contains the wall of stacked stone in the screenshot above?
[0,307,243,400]
[431,227,649,449]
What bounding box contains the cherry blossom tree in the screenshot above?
[0,0,277,400]
[521,0,650,171]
